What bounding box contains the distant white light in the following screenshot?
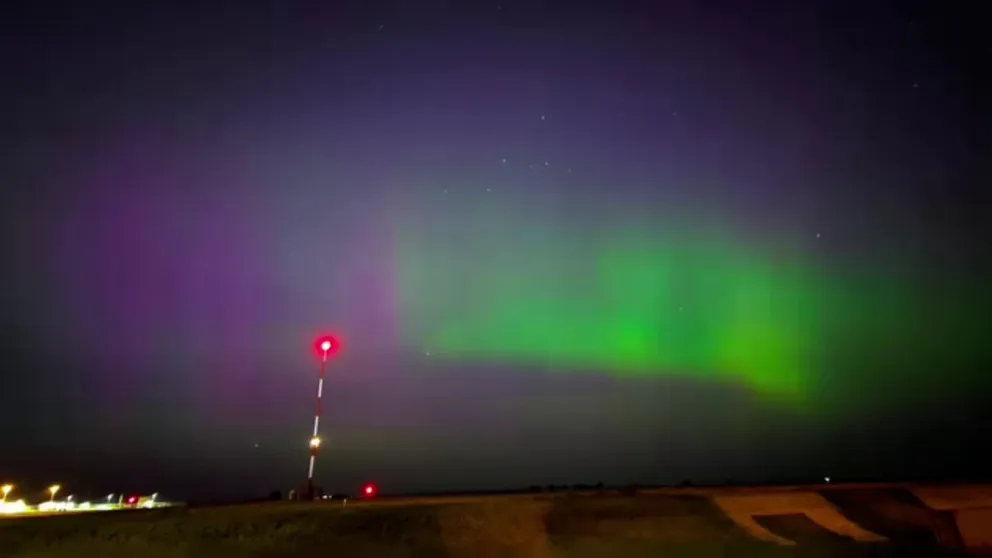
[0,499,28,515]
[38,501,59,512]
[824,476,831,483]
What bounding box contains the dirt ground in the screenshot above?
[0,493,978,558]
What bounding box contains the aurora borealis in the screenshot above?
[2,1,990,500]
[395,206,988,412]
[398,218,823,399]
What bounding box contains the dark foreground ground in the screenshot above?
[0,487,987,557]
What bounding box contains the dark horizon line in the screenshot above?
[183,473,992,506]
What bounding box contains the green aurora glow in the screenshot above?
[395,211,988,411]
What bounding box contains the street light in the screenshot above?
[48,484,61,502]
[1,484,12,502]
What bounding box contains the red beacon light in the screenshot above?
[363,484,376,497]
[312,334,342,360]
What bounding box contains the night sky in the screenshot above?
[1,1,990,501]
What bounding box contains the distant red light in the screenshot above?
[312,334,343,360]
[363,484,376,497]
[127,496,138,504]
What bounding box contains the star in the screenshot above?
[540,115,546,120]
[544,161,549,166]
[486,188,491,192]
[567,168,572,174]
[816,233,821,239]
[501,158,507,163]
[912,83,919,88]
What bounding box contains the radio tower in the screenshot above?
[307,336,336,499]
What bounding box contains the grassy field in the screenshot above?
[0,492,974,557]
